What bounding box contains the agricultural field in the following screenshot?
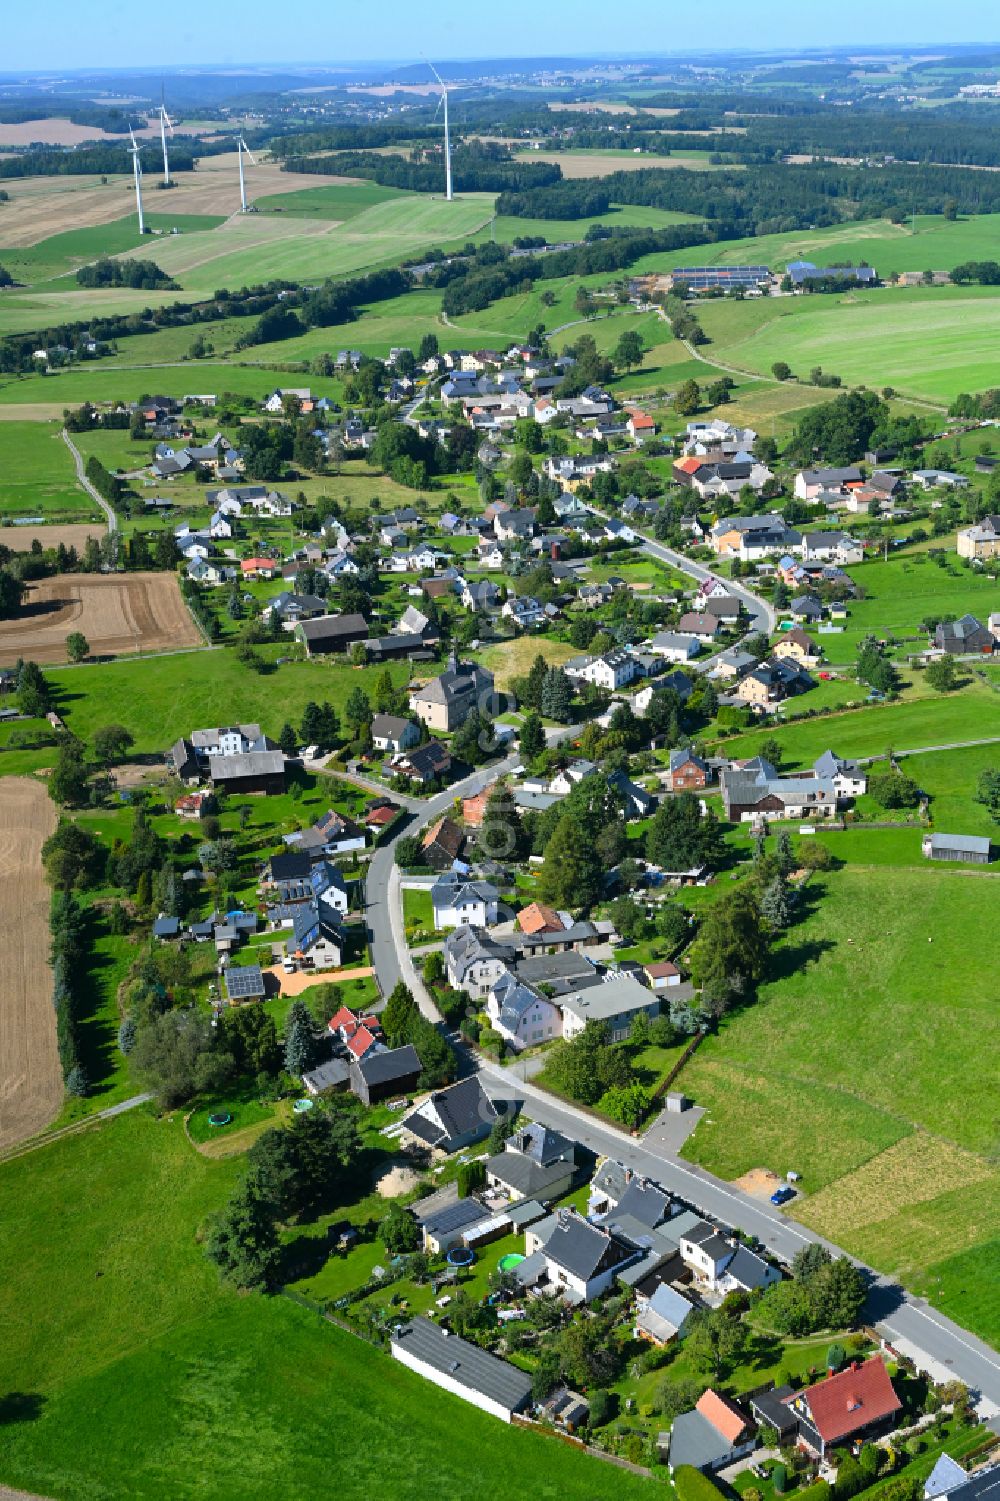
[513,148,729,176]
[256,181,410,219]
[486,202,706,246]
[0,420,101,522]
[132,193,497,293]
[0,778,59,1153]
[0,572,205,666]
[0,1110,655,1501]
[0,213,226,287]
[679,865,1000,1341]
[694,283,1000,404]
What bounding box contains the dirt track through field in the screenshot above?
[0,572,203,665]
[0,778,60,1152]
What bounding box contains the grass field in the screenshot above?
[488,203,705,245]
[0,420,99,521]
[0,1110,657,1500]
[136,195,497,293]
[695,283,1000,404]
[256,181,408,219]
[47,648,413,752]
[513,148,730,177]
[679,866,1000,1342]
[478,635,581,690]
[0,214,226,287]
[717,677,1000,768]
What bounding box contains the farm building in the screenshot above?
[922,833,991,865]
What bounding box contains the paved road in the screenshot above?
[585,501,776,648]
[476,1059,1000,1415]
[61,428,118,533]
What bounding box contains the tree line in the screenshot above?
[281,147,562,195]
[76,257,177,290]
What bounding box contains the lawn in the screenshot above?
[0,420,99,521]
[402,887,435,940]
[477,635,581,691]
[0,1111,656,1501]
[677,865,1000,1338]
[47,649,412,753]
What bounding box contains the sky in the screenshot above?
[1,1,997,74]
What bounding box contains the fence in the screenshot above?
[651,1029,707,1102]
[510,1414,653,1476]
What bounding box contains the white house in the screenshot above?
[430,871,499,930]
[649,632,701,663]
[560,973,661,1043]
[522,1209,641,1303]
[564,651,640,691]
[486,972,563,1051]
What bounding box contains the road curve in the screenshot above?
[61,429,118,534]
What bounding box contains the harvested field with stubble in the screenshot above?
[0,573,204,665]
[0,523,105,553]
[0,778,59,1153]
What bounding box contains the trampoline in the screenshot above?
[207,1112,233,1127]
[446,1246,476,1268]
[497,1253,525,1273]
[293,1098,314,1113]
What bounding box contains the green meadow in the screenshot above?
[0,214,226,287]
[0,419,99,520]
[256,181,409,219]
[0,1113,656,1501]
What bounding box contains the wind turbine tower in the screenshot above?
[428,61,453,201]
[158,90,175,186]
[237,136,256,213]
[129,128,145,234]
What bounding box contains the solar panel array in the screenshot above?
[224,965,265,1000]
[670,266,771,291]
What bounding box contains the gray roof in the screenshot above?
[724,1243,776,1290]
[402,1076,497,1151]
[354,1044,421,1087]
[542,1210,639,1281]
[302,1058,350,1092]
[669,1409,743,1471]
[927,833,991,855]
[371,713,416,741]
[559,973,657,1027]
[298,612,369,643]
[209,750,284,783]
[615,1178,672,1229]
[636,1282,694,1341]
[924,1456,973,1501]
[391,1318,532,1413]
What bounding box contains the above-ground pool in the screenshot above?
[293,1098,314,1113]
[207,1112,233,1128]
[447,1246,476,1268]
[497,1253,525,1273]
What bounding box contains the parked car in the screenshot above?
[770,1186,796,1206]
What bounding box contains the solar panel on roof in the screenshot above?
[225,965,264,999]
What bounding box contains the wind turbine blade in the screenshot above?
[426,58,446,89]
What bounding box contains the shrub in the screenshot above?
[773,1465,788,1495]
[674,1466,726,1501]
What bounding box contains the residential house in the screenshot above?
[430,871,499,930]
[503,594,546,629]
[736,658,814,712]
[934,614,994,655]
[912,470,969,490]
[560,973,661,1043]
[445,926,517,997]
[709,646,757,682]
[240,557,278,580]
[390,740,452,787]
[608,767,657,818]
[677,611,723,645]
[516,901,565,936]
[794,466,863,501]
[626,409,656,443]
[957,514,1000,561]
[390,1318,532,1425]
[494,509,535,543]
[486,1124,580,1202]
[410,654,495,733]
[421,816,465,870]
[400,1076,497,1153]
[668,1390,755,1474]
[773,626,821,668]
[812,750,867,800]
[721,761,837,821]
[327,1004,382,1059]
[711,514,801,561]
[801,530,863,565]
[789,593,823,624]
[486,972,563,1052]
[786,1358,902,1458]
[462,578,501,613]
[665,748,710,791]
[264,591,328,627]
[349,1045,422,1107]
[309,860,350,918]
[370,714,420,754]
[520,1209,641,1303]
[922,1458,999,1501]
[649,632,701,664]
[564,650,641,692]
[287,902,344,970]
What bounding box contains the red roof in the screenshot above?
[365,805,397,827]
[327,1006,358,1033]
[697,1389,749,1444]
[629,411,655,429]
[674,457,703,475]
[801,1359,901,1445]
[517,902,562,935]
[346,1026,380,1060]
[645,960,680,979]
[241,557,273,572]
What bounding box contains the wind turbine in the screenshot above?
[237,135,256,213]
[129,127,145,234]
[427,61,453,201]
[158,89,175,186]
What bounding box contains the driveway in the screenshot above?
[262,963,374,996]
